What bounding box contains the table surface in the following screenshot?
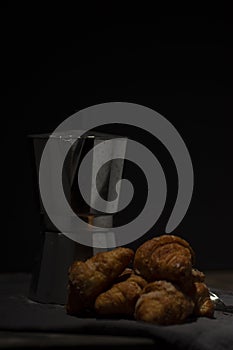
[0,271,233,349]
[204,270,233,290]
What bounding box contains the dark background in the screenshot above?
[1,4,233,272]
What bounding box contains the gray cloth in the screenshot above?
[0,274,233,350]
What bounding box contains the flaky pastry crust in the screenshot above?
[134,235,195,286]
[95,274,147,315]
[66,247,134,315]
[135,280,194,325]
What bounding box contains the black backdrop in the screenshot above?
[2,4,233,272]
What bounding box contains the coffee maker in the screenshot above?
[28,130,127,304]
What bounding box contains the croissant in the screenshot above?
[179,268,206,294]
[66,247,134,315]
[135,280,194,325]
[134,235,195,286]
[191,282,214,318]
[95,274,147,316]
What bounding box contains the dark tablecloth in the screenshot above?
[0,274,233,350]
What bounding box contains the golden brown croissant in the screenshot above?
[178,268,206,294]
[134,235,195,286]
[191,282,214,318]
[135,280,194,325]
[95,274,147,316]
[66,247,134,315]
